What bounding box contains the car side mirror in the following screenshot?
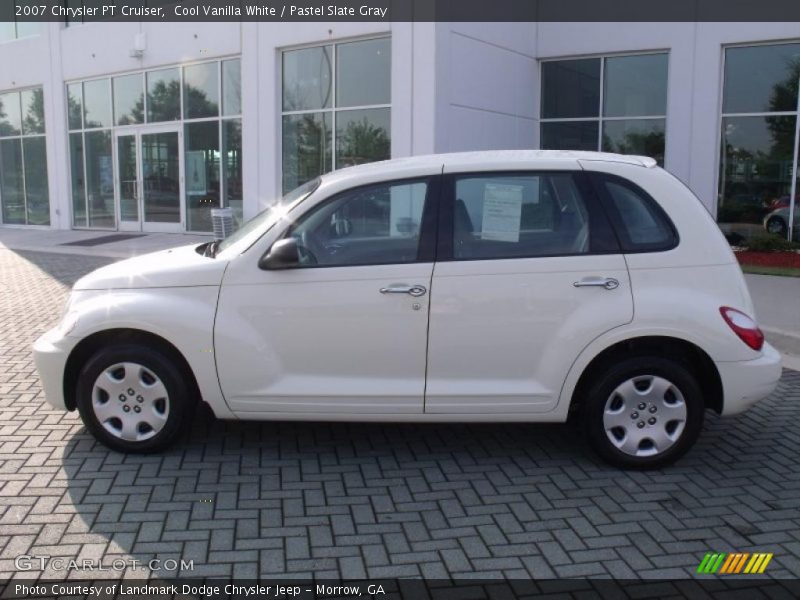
[259,238,301,270]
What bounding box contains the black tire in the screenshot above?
[75,344,195,453]
[582,356,704,469]
[766,216,787,237]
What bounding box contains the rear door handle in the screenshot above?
[380,284,427,297]
[573,277,620,290]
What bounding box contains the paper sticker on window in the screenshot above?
[481,183,523,242]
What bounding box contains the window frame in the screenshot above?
[65,56,242,231]
[715,40,800,241]
[0,86,49,227]
[279,35,392,194]
[272,175,441,269]
[436,170,620,262]
[538,51,669,163]
[588,171,679,253]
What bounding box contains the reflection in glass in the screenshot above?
[67,83,83,130]
[70,132,86,227]
[184,122,220,231]
[541,59,600,119]
[282,46,332,111]
[603,54,668,117]
[282,112,331,193]
[117,135,138,222]
[222,59,241,116]
[717,115,796,241]
[142,131,181,224]
[147,68,180,122]
[601,119,666,165]
[541,121,599,151]
[335,108,390,168]
[336,38,391,107]
[184,62,219,119]
[723,44,800,114]
[83,79,112,129]
[223,119,243,225]
[85,130,115,227]
[0,92,22,136]
[22,137,49,225]
[21,89,46,134]
[0,139,25,224]
[113,74,144,126]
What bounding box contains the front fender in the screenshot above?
[66,287,234,419]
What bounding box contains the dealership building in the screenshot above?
[0,20,798,239]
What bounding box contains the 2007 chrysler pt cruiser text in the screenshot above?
[33,151,782,468]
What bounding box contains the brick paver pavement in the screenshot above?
[1,248,799,581]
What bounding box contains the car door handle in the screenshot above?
[573,277,620,290]
[380,284,427,297]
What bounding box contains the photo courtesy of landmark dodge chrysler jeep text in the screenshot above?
[33,151,782,468]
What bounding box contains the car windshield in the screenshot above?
[214,178,321,257]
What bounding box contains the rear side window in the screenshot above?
[597,176,677,252]
[451,173,596,260]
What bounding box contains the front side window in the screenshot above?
[289,179,427,267]
[540,53,668,165]
[281,38,391,193]
[0,87,49,225]
[451,173,593,260]
[718,43,800,242]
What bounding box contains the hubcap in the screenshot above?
[602,375,687,458]
[91,362,169,442]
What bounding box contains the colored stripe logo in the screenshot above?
[697,552,773,574]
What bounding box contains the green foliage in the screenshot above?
[744,233,800,252]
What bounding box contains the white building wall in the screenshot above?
[433,22,539,153]
[1,21,799,229]
[522,22,800,214]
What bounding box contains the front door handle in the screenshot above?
[573,277,620,290]
[380,284,427,297]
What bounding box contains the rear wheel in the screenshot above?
[75,344,194,453]
[583,356,704,469]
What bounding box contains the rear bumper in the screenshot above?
[716,342,782,416]
[32,328,74,411]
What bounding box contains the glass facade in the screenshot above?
[718,43,800,242]
[281,37,391,193]
[0,87,49,225]
[0,21,39,43]
[540,53,668,165]
[67,58,242,231]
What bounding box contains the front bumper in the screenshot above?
[716,342,782,416]
[32,328,76,411]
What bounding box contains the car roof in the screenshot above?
[320,150,657,186]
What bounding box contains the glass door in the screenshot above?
[116,133,139,230]
[114,125,183,232]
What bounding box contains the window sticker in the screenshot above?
[481,183,524,242]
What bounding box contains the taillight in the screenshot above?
[719,307,764,351]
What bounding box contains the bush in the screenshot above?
[743,233,800,252]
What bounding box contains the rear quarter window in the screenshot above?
[594,174,678,252]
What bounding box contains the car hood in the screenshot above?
[73,244,228,291]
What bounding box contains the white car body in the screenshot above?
[33,151,781,464]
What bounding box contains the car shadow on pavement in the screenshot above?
[57,369,800,579]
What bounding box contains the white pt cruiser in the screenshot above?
[34,151,782,468]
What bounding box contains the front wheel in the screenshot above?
[583,357,704,469]
[75,344,195,453]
